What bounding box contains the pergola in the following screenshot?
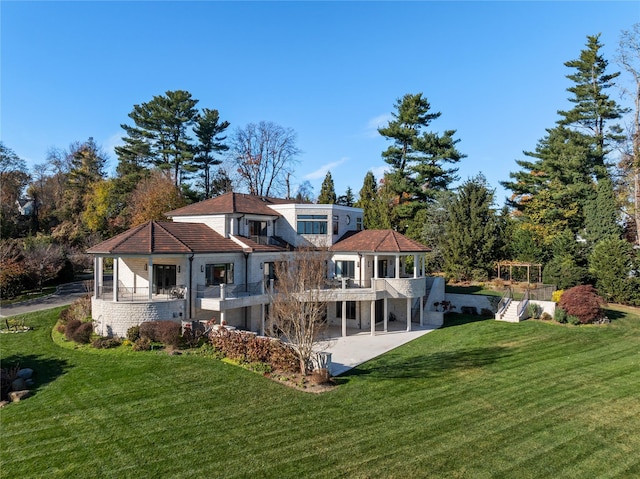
[495,261,542,284]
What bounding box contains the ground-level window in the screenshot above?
[335,260,355,278]
[205,263,234,286]
[297,214,328,234]
[336,301,357,320]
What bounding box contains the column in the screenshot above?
[94,256,100,299]
[113,257,119,302]
[395,256,400,279]
[413,254,418,278]
[420,295,424,327]
[147,257,154,300]
[383,298,388,332]
[406,298,412,332]
[260,304,265,336]
[374,255,379,279]
[370,301,375,336]
[341,301,347,337]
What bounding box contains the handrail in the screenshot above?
[517,288,530,319]
[496,287,513,317]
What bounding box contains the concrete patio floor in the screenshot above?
[317,323,440,376]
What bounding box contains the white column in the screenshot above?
[370,301,375,336]
[406,298,412,332]
[374,255,379,279]
[113,257,119,302]
[414,254,418,278]
[147,257,154,300]
[420,296,424,327]
[94,256,100,299]
[341,301,347,337]
[395,256,400,278]
[383,298,388,332]
[261,304,265,335]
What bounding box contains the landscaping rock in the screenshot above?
[17,368,33,380]
[25,379,35,387]
[11,378,26,391]
[9,390,31,402]
[0,400,9,408]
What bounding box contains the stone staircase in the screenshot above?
[496,300,521,323]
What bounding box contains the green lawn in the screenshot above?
[1,306,639,478]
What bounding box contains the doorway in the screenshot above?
[154,264,176,294]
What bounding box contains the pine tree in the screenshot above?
[193,108,230,199]
[336,186,355,206]
[318,171,337,204]
[378,93,464,233]
[117,90,199,187]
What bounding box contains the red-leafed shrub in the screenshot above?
[558,285,605,324]
[139,321,181,347]
[209,329,299,373]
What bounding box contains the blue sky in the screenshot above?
[2,1,638,206]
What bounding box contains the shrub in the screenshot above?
[551,289,564,303]
[554,307,567,324]
[71,321,94,344]
[92,337,122,349]
[540,312,552,321]
[527,303,543,319]
[60,295,92,325]
[133,337,152,351]
[65,319,82,341]
[139,321,181,348]
[558,285,605,324]
[126,325,141,342]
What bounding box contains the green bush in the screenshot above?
[554,307,567,324]
[132,337,152,351]
[126,325,141,342]
[527,303,543,319]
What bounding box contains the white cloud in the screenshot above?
[104,132,123,156]
[303,157,349,180]
[370,165,389,181]
[364,113,393,138]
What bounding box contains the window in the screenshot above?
[335,260,355,278]
[336,301,357,320]
[296,214,328,234]
[356,216,363,231]
[263,262,276,281]
[333,215,339,235]
[205,263,234,286]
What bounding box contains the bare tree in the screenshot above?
[267,247,329,375]
[230,121,300,197]
[617,23,640,244]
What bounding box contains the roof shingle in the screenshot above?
[330,230,431,253]
[166,192,294,217]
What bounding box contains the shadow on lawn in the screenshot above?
[2,354,71,395]
[343,345,510,380]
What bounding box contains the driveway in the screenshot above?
[0,282,89,318]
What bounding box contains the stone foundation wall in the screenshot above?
[92,298,186,337]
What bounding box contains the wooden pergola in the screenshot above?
[496,261,542,284]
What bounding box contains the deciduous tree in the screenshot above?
[267,248,329,376]
[230,121,300,197]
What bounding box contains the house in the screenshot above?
[88,192,443,338]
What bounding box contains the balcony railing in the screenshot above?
[196,281,264,299]
[95,283,186,302]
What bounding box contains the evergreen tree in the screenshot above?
[336,186,355,206]
[442,175,500,281]
[193,108,230,199]
[318,171,337,204]
[378,93,464,233]
[558,34,626,177]
[583,177,622,243]
[356,172,378,229]
[589,237,636,303]
[117,90,199,187]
